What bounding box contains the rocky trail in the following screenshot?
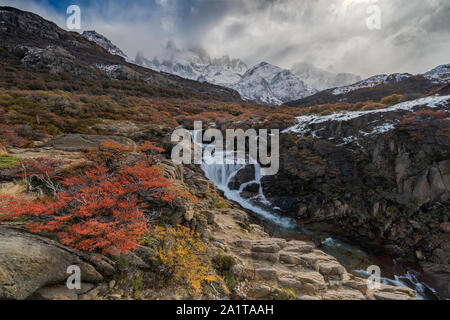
[209,205,417,300]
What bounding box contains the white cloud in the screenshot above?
[2,0,449,78]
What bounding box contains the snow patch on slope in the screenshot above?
[283,95,450,136]
[423,63,450,84]
[329,63,449,97]
[82,31,129,61]
[331,73,412,95]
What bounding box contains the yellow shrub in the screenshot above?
[360,102,386,111]
[381,94,404,106]
[142,225,221,295]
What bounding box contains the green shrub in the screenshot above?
[213,255,236,292]
[131,270,144,299]
[213,255,235,274]
[0,155,19,169]
[214,198,228,209]
[272,287,296,300]
[223,272,236,292]
[238,221,252,233]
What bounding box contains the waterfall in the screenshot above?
[195,136,437,299]
[200,150,296,229]
[353,267,437,300]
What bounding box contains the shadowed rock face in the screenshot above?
[262,97,450,297]
[228,165,255,190]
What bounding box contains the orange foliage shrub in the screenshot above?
[359,102,386,111]
[306,101,392,116]
[83,139,164,167]
[0,124,26,147]
[0,162,189,255]
[138,141,165,154]
[264,114,296,128]
[415,109,447,119]
[400,109,448,127]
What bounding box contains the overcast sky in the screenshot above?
[2,0,449,78]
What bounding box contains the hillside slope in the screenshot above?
[0,6,241,102]
[285,66,449,108]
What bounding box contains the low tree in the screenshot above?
[1,161,192,255]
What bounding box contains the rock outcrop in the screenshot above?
[0,227,115,299]
[41,134,136,151]
[262,95,450,298]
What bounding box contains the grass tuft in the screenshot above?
[0,155,19,170]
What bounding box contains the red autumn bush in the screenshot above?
[84,140,165,167]
[0,124,27,147]
[1,161,189,255]
[399,109,450,141]
[138,141,165,153]
[415,109,447,119]
[400,109,448,127]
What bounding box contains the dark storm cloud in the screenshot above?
[2,0,449,77]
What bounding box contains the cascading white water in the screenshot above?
[200,151,296,229]
[353,267,437,300]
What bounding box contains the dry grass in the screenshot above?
[0,182,26,197]
[0,182,33,218]
[0,146,8,156]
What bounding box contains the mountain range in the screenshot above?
[3,4,448,108]
[131,41,361,105]
[82,33,450,107]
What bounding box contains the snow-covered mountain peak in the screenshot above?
[291,62,361,91]
[242,62,281,80]
[423,63,450,83]
[135,41,248,86]
[231,62,315,105]
[164,42,212,66]
[135,48,320,105]
[330,72,415,96]
[328,63,449,97]
[213,55,248,74]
